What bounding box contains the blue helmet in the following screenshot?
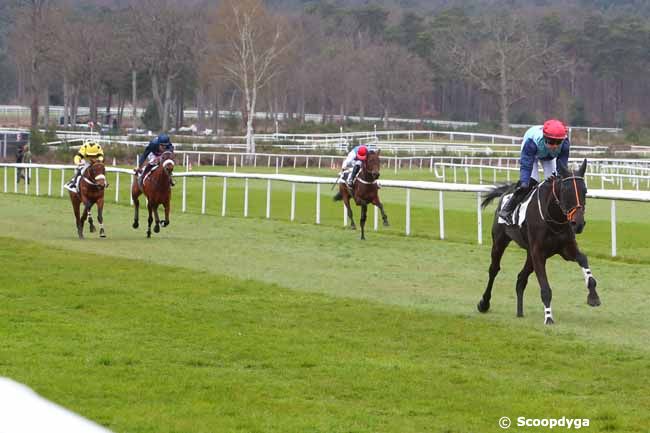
[157,134,170,145]
[150,136,159,146]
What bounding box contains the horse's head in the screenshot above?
[86,161,106,190]
[160,151,175,175]
[362,149,381,181]
[555,159,588,234]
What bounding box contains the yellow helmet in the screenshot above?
[84,140,103,156]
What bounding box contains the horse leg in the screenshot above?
[97,197,106,238]
[372,196,389,226]
[132,182,141,229]
[88,208,95,233]
[70,192,82,239]
[146,202,154,238]
[153,205,161,233]
[161,200,170,227]
[78,201,91,239]
[478,223,511,313]
[359,203,368,240]
[342,193,356,230]
[516,254,534,317]
[560,242,600,307]
[531,248,554,325]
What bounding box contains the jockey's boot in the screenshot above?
[348,164,360,188]
[498,185,529,222]
[170,177,176,187]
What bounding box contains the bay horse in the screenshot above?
[333,150,389,240]
[68,161,107,239]
[477,159,600,324]
[131,151,174,238]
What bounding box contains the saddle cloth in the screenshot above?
[498,189,536,227]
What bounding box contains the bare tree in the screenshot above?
[10,0,58,128]
[447,11,567,132]
[367,43,430,128]
[210,0,290,153]
[129,0,197,131]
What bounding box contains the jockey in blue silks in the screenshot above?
[137,133,175,186]
[499,119,570,221]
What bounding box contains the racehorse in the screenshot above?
[131,151,174,238]
[477,159,600,324]
[333,149,389,240]
[68,161,107,239]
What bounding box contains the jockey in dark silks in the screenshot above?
[137,134,175,186]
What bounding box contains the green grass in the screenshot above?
[1,235,650,433]
[1,169,650,431]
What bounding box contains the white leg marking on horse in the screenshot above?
[581,267,593,286]
[544,307,553,323]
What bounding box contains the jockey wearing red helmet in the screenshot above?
[498,119,571,222]
[342,144,369,187]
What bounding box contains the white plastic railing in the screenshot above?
[2,162,649,257]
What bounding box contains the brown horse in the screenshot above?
[68,161,107,239]
[333,150,389,240]
[131,151,174,238]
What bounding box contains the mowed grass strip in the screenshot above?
[1,238,649,433]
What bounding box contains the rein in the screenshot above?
[537,176,584,225]
[82,164,106,189]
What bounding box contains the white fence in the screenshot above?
[3,162,649,257]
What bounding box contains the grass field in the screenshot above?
[1,170,650,432]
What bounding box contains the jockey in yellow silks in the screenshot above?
[64,140,104,193]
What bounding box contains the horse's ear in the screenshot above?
[578,158,587,177]
[556,159,571,178]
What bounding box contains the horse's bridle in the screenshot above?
[82,162,106,190]
[357,158,379,185]
[537,175,585,225]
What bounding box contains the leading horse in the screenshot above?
[477,159,600,324]
[333,150,389,240]
[68,161,107,239]
[131,151,174,238]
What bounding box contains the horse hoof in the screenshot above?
[154,225,160,233]
[477,300,490,313]
[544,317,555,325]
[99,229,106,238]
[161,220,169,227]
[350,225,356,230]
[89,226,96,233]
[132,221,139,229]
[587,294,601,307]
[383,220,390,227]
[360,236,365,241]
[147,231,151,238]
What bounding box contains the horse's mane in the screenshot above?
[481,183,517,209]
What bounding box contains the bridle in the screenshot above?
[357,155,380,185]
[82,162,106,190]
[537,175,585,225]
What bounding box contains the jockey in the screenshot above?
[137,133,175,186]
[341,144,368,187]
[499,119,570,221]
[64,140,104,193]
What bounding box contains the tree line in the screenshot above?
[2,0,650,151]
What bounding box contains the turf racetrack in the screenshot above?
[1,187,649,432]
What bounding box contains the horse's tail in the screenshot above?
[333,191,343,201]
[481,183,517,209]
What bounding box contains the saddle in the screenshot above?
[498,187,537,227]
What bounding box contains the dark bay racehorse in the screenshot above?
[477,159,600,324]
[333,150,389,240]
[132,151,174,238]
[68,161,107,239]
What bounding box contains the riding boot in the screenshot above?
[348,164,360,188]
[498,185,530,221]
[64,168,81,192]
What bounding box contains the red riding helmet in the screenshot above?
[543,119,568,140]
[357,145,368,160]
